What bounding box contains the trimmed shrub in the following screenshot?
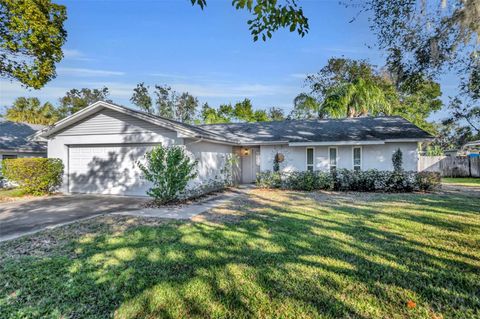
[284,171,316,191]
[256,171,282,188]
[256,169,439,193]
[1,158,64,195]
[392,148,403,173]
[137,145,198,204]
[415,171,441,191]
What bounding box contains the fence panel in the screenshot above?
[418,156,480,177]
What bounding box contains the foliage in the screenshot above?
[130,82,153,114]
[191,0,308,42]
[200,103,234,124]
[1,158,63,195]
[267,107,285,121]
[58,87,111,118]
[282,171,334,191]
[130,84,198,123]
[137,145,198,204]
[256,169,440,192]
[392,148,403,173]
[444,97,479,134]
[415,171,442,192]
[0,0,67,88]
[321,77,390,118]
[428,121,480,152]
[425,145,444,156]
[297,58,442,132]
[3,97,59,125]
[256,171,282,188]
[200,99,284,124]
[390,74,443,134]
[363,0,479,118]
[290,93,324,119]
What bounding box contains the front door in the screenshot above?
[241,148,260,183]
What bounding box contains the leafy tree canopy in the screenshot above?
[292,58,443,132]
[130,83,198,123]
[191,0,309,41]
[3,97,59,125]
[58,87,111,118]
[200,98,284,123]
[0,0,67,88]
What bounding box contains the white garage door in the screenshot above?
[68,144,155,196]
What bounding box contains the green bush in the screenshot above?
[256,169,439,193]
[415,171,441,191]
[1,158,64,195]
[256,171,282,188]
[137,145,198,204]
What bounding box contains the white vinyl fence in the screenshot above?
[418,156,480,177]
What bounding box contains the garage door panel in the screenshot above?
[68,145,153,196]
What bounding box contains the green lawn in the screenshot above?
[442,177,480,187]
[1,190,479,318]
[0,188,26,202]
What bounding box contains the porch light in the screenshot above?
[243,148,250,156]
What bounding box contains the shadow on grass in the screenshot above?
[1,190,479,318]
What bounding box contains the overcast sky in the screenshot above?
[0,0,458,120]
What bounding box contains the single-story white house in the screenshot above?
[0,119,47,165]
[33,101,432,196]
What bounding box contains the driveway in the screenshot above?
[0,195,148,241]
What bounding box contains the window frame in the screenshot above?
[352,146,362,171]
[306,147,315,172]
[328,147,338,170]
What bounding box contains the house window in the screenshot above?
[329,147,337,171]
[306,147,314,171]
[353,147,362,171]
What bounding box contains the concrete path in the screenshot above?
[113,188,247,219]
[0,195,148,241]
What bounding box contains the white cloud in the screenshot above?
[148,73,194,80]
[0,79,298,109]
[290,73,308,79]
[63,49,93,61]
[0,80,69,106]
[170,82,297,98]
[57,67,125,77]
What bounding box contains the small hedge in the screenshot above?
[256,169,441,192]
[1,158,64,195]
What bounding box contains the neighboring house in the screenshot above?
[33,101,432,196]
[0,119,47,165]
[461,140,480,157]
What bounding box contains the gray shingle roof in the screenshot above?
[199,116,432,144]
[0,119,47,152]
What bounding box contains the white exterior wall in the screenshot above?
[260,142,419,172]
[184,139,233,186]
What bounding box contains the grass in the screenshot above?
[1,189,479,318]
[0,188,26,202]
[442,177,480,187]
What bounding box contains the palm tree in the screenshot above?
[291,93,328,119]
[4,97,60,125]
[321,78,392,118]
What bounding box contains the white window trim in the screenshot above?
[306,147,315,171]
[328,146,338,169]
[352,146,362,171]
